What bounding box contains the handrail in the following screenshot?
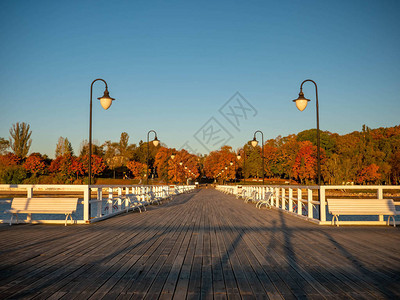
[216,184,400,226]
[0,184,196,224]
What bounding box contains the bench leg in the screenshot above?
[387,216,396,227]
[333,215,339,227]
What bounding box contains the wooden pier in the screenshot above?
[0,188,399,299]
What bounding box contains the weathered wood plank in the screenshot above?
[0,189,399,299]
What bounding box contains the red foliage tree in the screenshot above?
[292,141,317,184]
[23,154,46,176]
[80,155,106,176]
[50,154,84,182]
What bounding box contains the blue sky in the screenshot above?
[1,0,399,158]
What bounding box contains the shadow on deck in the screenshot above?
[0,189,399,299]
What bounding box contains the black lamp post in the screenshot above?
[88,79,115,208]
[146,130,160,185]
[292,79,322,217]
[235,152,241,182]
[168,153,176,186]
[292,79,321,187]
[243,148,246,185]
[250,130,265,185]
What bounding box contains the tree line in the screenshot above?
[0,122,399,185]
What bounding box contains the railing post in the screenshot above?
[289,188,293,212]
[281,188,285,210]
[97,188,103,217]
[320,186,326,222]
[297,188,302,215]
[118,188,122,211]
[377,187,384,222]
[308,189,313,219]
[275,188,280,208]
[84,186,90,222]
[108,187,113,214]
[27,186,33,198]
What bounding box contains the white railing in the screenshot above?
[216,184,400,226]
[0,184,196,225]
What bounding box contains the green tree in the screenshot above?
[0,137,10,154]
[55,137,74,157]
[9,122,32,158]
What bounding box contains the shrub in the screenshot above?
[0,166,27,184]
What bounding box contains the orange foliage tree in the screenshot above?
[126,160,146,179]
[0,153,21,168]
[356,164,381,184]
[154,147,173,183]
[292,141,318,184]
[204,146,237,182]
[167,149,199,183]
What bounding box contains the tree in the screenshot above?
[203,146,236,182]
[9,122,32,157]
[126,160,146,179]
[356,164,381,184]
[23,153,46,176]
[55,137,74,157]
[102,132,136,178]
[0,138,10,154]
[79,139,103,157]
[292,141,318,184]
[49,154,84,183]
[0,153,21,168]
[81,154,106,177]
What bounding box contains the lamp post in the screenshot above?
[179,162,183,184]
[89,79,115,186]
[146,130,160,185]
[242,148,246,185]
[170,153,176,185]
[235,152,241,182]
[250,130,265,185]
[88,79,115,216]
[292,79,321,187]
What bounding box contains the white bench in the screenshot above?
[5,198,79,226]
[327,198,398,227]
[244,190,258,203]
[256,192,273,209]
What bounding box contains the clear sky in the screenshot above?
[1,0,399,158]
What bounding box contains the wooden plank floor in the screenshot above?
[0,188,400,299]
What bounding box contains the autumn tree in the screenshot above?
[167,149,199,184]
[292,141,318,184]
[204,146,236,182]
[49,154,84,183]
[154,147,172,183]
[126,160,146,179]
[356,164,381,184]
[23,153,46,177]
[9,122,32,157]
[0,153,21,168]
[80,154,106,178]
